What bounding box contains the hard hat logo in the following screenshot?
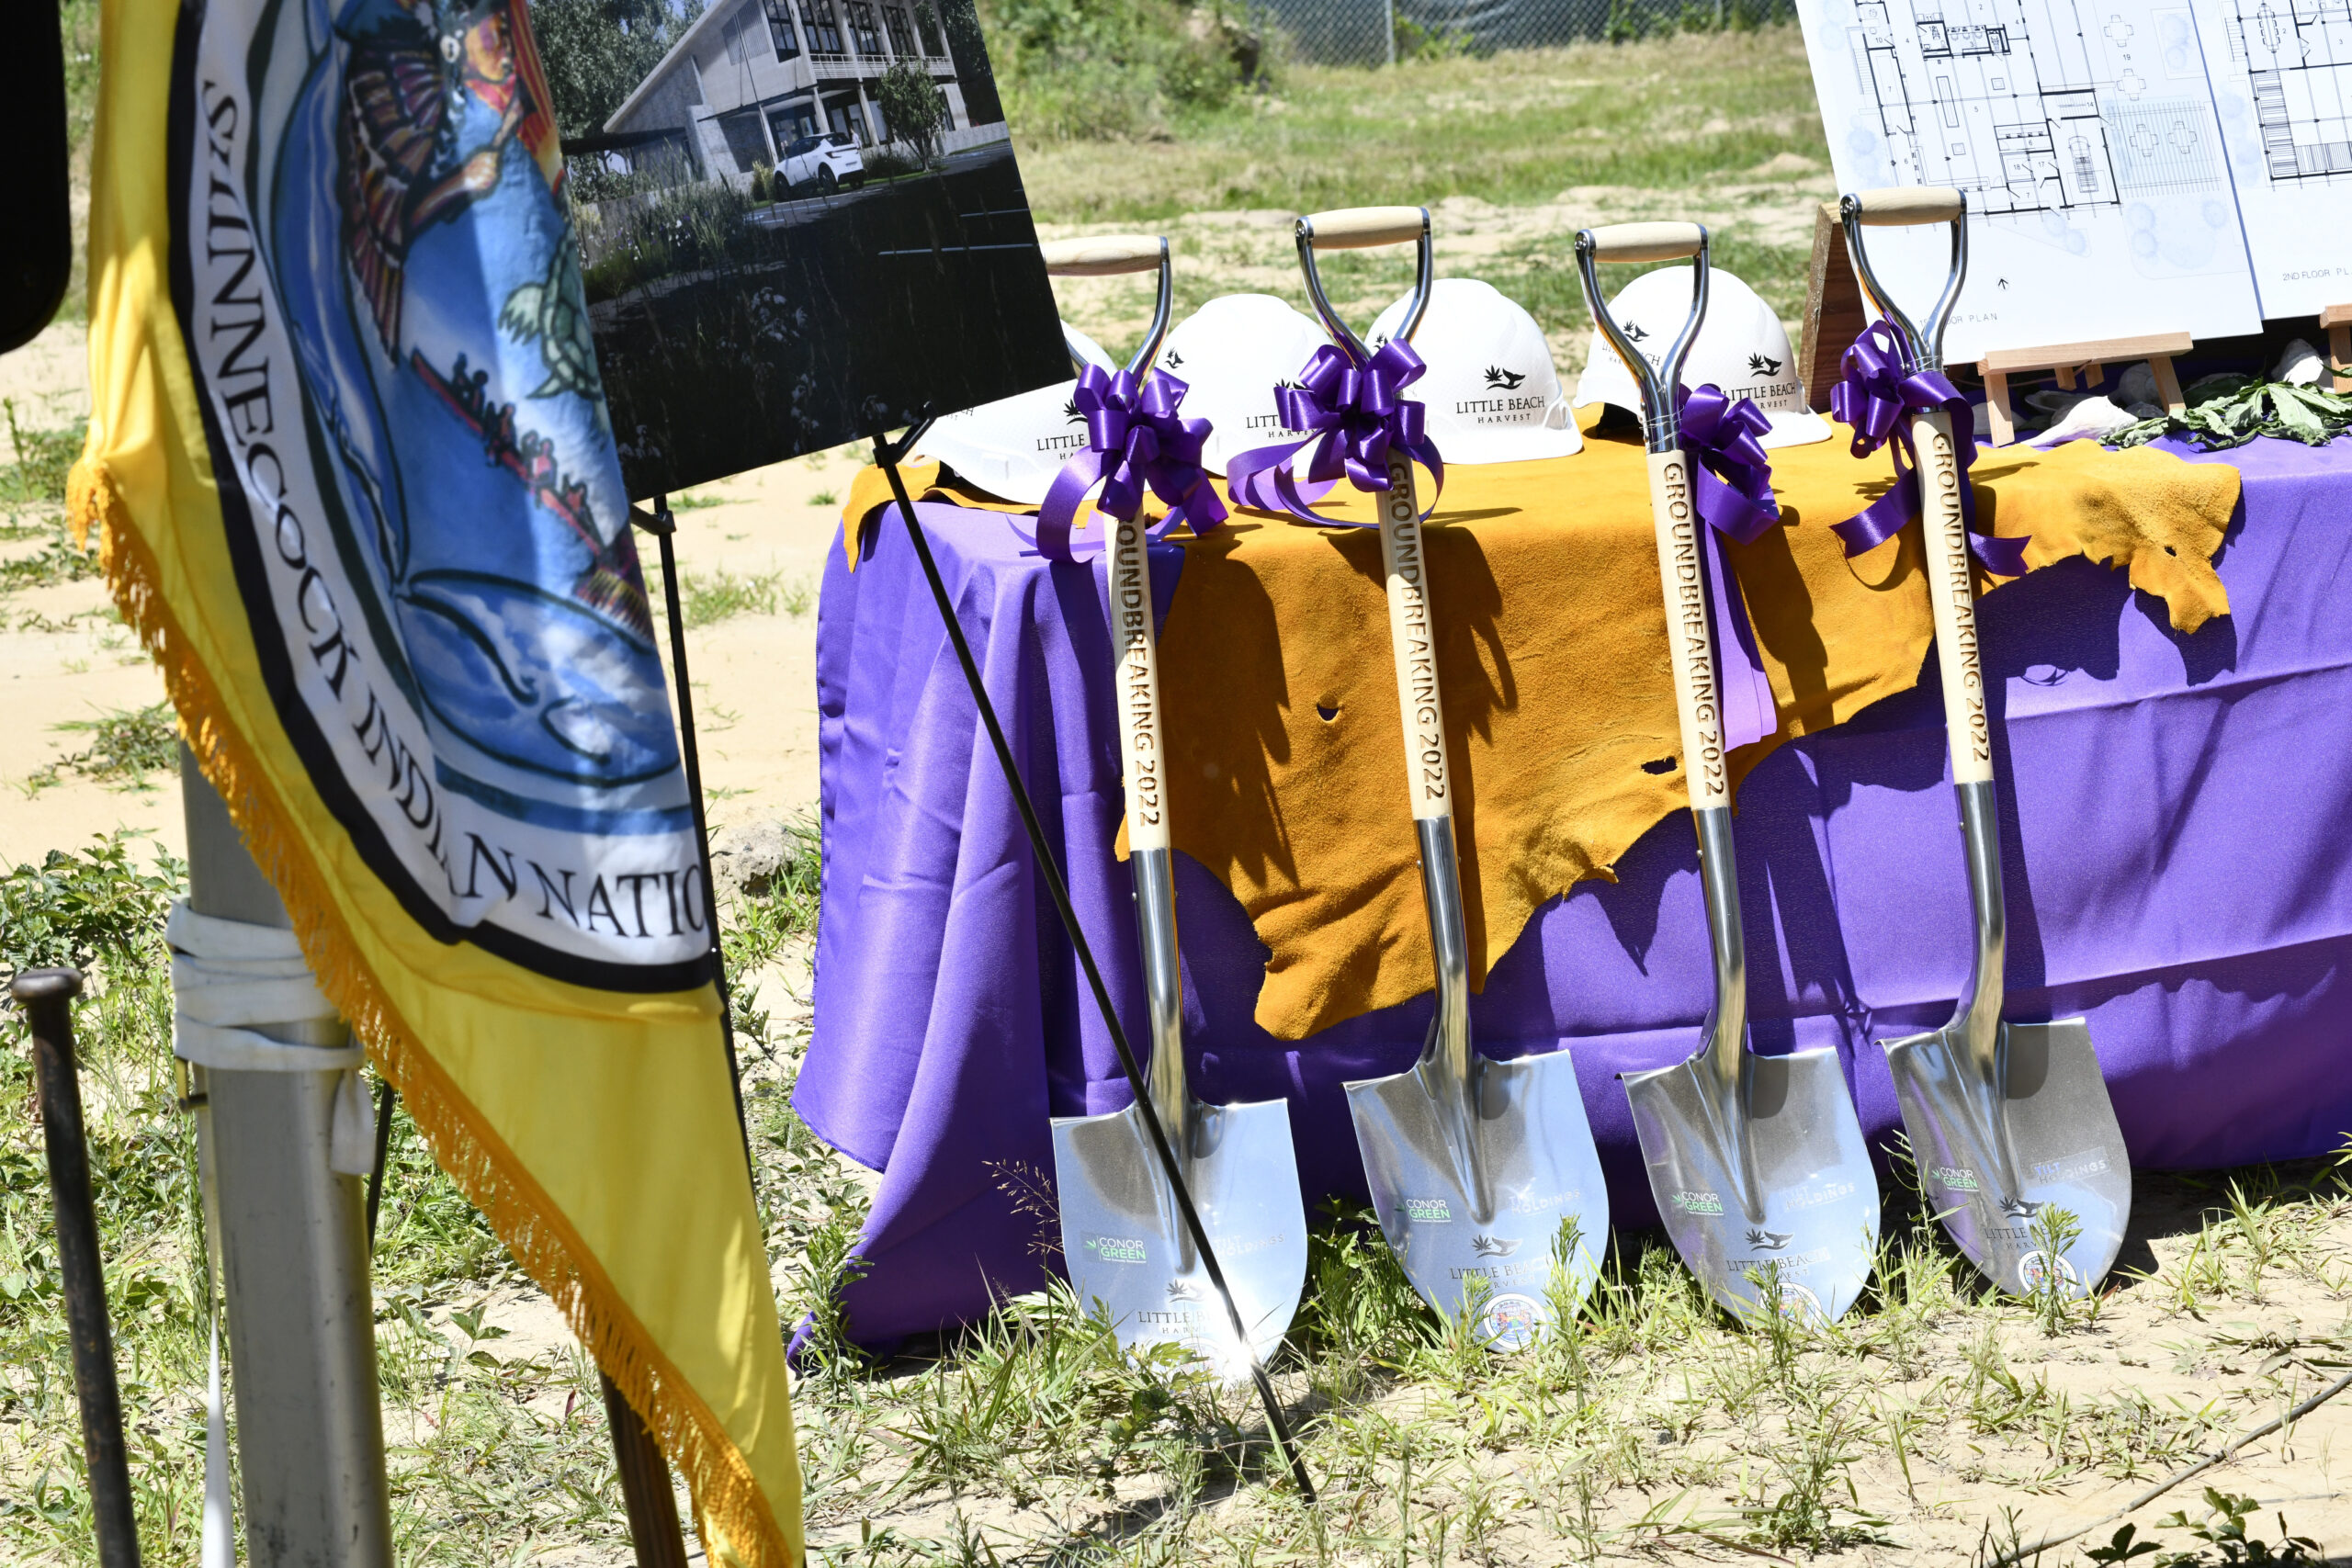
[913,322,1122,504]
[1363,278,1586,465]
[1153,294,1336,475]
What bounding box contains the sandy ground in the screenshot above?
[0,319,845,870]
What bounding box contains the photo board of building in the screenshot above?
[544,0,1065,497]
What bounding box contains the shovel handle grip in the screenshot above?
[1376,457,1453,822]
[1646,449,1730,811]
[1301,207,1426,250]
[1909,408,1996,785]
[1846,186,1965,226]
[1580,221,1704,264]
[1105,514,1175,852]
[1041,235,1164,276]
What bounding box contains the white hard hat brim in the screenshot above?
[1431,418,1586,465]
[1757,407,1832,449]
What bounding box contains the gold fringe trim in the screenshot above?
[72,459,797,1567]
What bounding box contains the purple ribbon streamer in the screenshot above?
[1826,321,2030,578]
[1678,383,1787,752]
[1223,341,1446,526]
[1035,367,1229,562]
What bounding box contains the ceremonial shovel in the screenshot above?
[1577,222,1881,1325]
[1305,208,1610,1350]
[1842,188,2130,1298]
[1045,235,1309,1376]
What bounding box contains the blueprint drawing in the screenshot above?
[1795,0,2264,362]
[2190,0,2352,316]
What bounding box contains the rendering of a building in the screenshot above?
[603,0,996,180]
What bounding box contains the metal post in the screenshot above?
[604,1378,690,1568]
[1385,0,1398,64]
[180,749,395,1567]
[14,968,142,1568]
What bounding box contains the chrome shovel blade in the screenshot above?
[1345,1048,1610,1350]
[1625,1047,1880,1324]
[1050,1096,1306,1380]
[1884,1018,2129,1298]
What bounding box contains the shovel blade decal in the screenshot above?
[1884,1017,2130,1299]
[1625,1047,1880,1325]
[1051,1096,1306,1381]
[1346,1047,1609,1351]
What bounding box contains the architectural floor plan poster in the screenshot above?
[2188,0,2352,317]
[1794,0,2265,363]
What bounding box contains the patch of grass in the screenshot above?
[650,564,816,628]
[1015,28,1825,223]
[0,533,101,592]
[26,702,178,793]
[669,490,729,511]
[2,404,87,513]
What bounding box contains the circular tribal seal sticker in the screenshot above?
[2018,1250,2084,1295]
[1772,1281,1826,1324]
[1482,1293,1544,1352]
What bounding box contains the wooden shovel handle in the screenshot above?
[1908,408,1995,785]
[1106,515,1174,852]
[1846,186,1964,226]
[1041,235,1164,276]
[1377,457,1453,822]
[1302,207,1426,250]
[1645,449,1729,810]
[1581,221,1704,264]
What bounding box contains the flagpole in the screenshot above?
[179,750,395,1566]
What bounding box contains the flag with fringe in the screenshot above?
[72,0,803,1559]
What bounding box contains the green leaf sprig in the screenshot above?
[2110,371,2352,451]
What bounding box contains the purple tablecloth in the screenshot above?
[802,438,2352,1348]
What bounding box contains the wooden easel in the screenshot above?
[2324,304,2352,393]
[1799,198,2199,446]
[1797,201,1869,415]
[1976,334,2190,446]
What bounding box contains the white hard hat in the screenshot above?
[1574,268,1829,449]
[1366,278,1582,464]
[1153,294,1334,475]
[914,326,1117,504]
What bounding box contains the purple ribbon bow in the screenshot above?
[1223,340,1446,525]
[1678,383,1788,752]
[1827,321,2029,577]
[1035,366,1229,561]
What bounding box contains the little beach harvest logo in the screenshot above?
[173,0,709,987]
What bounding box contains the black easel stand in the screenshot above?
[13,969,143,1568]
[635,497,752,1156]
[869,423,1317,1503]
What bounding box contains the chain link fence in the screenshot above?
[1244,0,1796,66]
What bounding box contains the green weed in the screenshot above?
[26,703,178,793]
[2,403,85,512]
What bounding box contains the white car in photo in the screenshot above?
[777,132,865,196]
